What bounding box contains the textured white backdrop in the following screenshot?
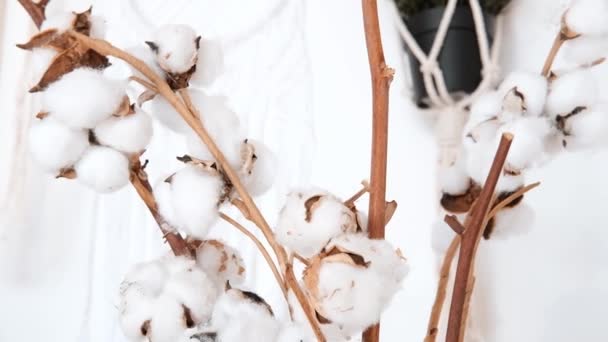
[0,0,607,341]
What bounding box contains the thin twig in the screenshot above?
[129,75,158,93]
[446,133,513,342]
[541,15,580,77]
[344,180,370,209]
[220,212,286,297]
[65,31,325,341]
[293,253,311,267]
[17,0,49,29]
[177,88,200,120]
[424,236,461,342]
[361,0,393,340]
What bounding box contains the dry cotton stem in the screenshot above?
[66,31,325,341]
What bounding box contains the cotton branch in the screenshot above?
[361,0,393,341]
[65,31,325,341]
[128,155,191,257]
[17,0,49,29]
[445,133,513,342]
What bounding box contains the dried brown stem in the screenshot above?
[220,212,286,297]
[446,133,513,342]
[424,236,461,342]
[66,31,325,341]
[18,0,49,29]
[294,253,311,266]
[128,156,190,257]
[129,75,158,93]
[178,88,200,120]
[344,180,370,209]
[362,0,392,340]
[541,32,565,77]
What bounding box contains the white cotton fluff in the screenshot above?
[563,35,608,65]
[74,146,129,193]
[190,38,225,88]
[489,203,535,240]
[469,91,502,123]
[41,11,75,32]
[565,0,608,36]
[464,143,525,193]
[154,180,178,232]
[562,104,608,149]
[30,48,56,85]
[195,240,246,289]
[42,68,126,129]
[44,0,93,18]
[276,322,314,342]
[546,69,599,118]
[239,139,277,196]
[119,256,218,342]
[143,96,191,133]
[498,71,548,118]
[438,159,470,195]
[28,117,89,172]
[151,25,199,74]
[94,108,153,153]
[89,15,107,39]
[167,165,223,239]
[126,45,165,79]
[497,117,551,171]
[355,210,368,232]
[211,289,280,342]
[305,234,408,333]
[186,92,244,169]
[275,188,358,258]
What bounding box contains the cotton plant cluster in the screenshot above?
[24,9,152,193]
[434,0,608,249]
[276,188,409,340]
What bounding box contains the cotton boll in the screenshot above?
[495,173,525,193]
[41,11,75,32]
[186,92,244,169]
[498,71,548,117]
[94,108,153,153]
[469,91,502,123]
[565,0,608,36]
[28,117,89,172]
[126,45,165,79]
[563,35,608,65]
[190,38,225,88]
[143,96,191,133]
[149,25,200,74]
[488,203,535,240]
[89,15,107,39]
[44,0,92,17]
[239,139,277,196]
[211,289,280,342]
[562,104,608,149]
[169,165,223,239]
[119,286,156,340]
[438,159,470,195]
[498,117,551,171]
[149,295,190,342]
[75,146,129,193]
[30,48,56,85]
[195,240,246,289]
[42,68,126,129]
[275,188,358,258]
[546,69,598,118]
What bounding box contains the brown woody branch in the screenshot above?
[541,13,580,77]
[361,0,393,340]
[18,0,49,29]
[445,133,513,342]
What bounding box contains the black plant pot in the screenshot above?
[404,6,495,107]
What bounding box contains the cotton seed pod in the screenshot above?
[438,157,471,196]
[94,107,153,153]
[440,181,481,214]
[74,146,129,193]
[42,68,126,129]
[147,24,200,80]
[565,0,608,36]
[498,71,548,118]
[484,202,535,240]
[163,165,224,239]
[275,188,358,258]
[559,103,608,150]
[238,139,277,197]
[210,288,280,342]
[563,35,608,65]
[546,69,598,119]
[497,117,551,172]
[195,239,246,290]
[119,256,218,342]
[28,116,89,173]
[303,234,408,332]
[190,38,225,88]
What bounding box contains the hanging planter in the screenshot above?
[396,0,511,107]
